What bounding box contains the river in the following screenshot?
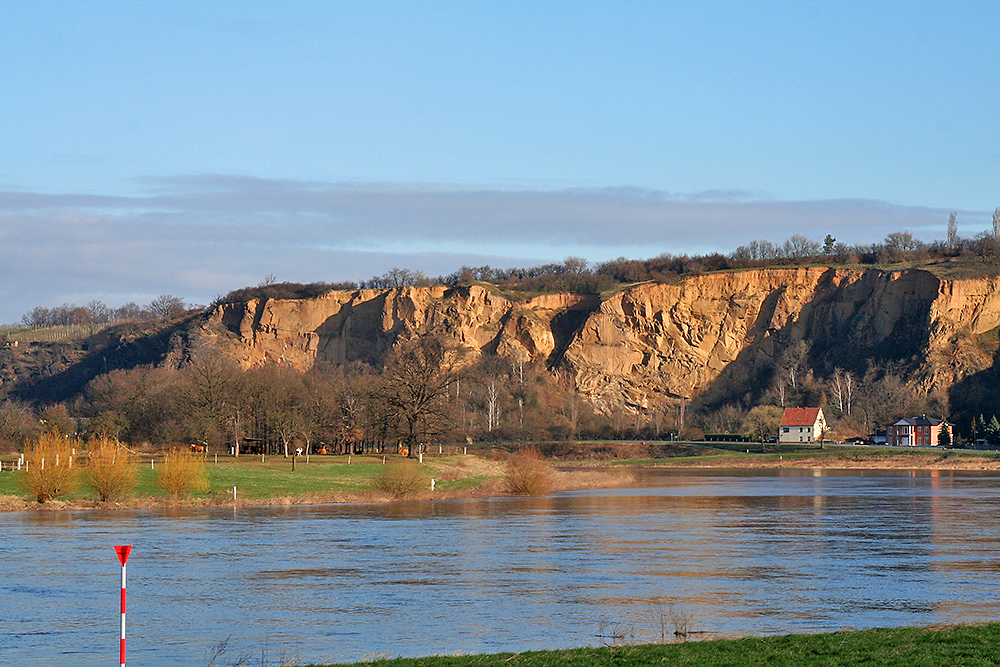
[3,468,1000,666]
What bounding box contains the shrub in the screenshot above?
[20,431,78,502]
[155,448,209,497]
[84,436,138,503]
[502,448,555,496]
[373,461,428,499]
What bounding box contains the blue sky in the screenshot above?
[2,0,998,323]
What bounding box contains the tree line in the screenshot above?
[20,295,189,329]
[0,335,626,455]
[0,327,979,454]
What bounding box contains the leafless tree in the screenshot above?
[830,368,855,416]
[148,294,187,319]
[379,335,467,457]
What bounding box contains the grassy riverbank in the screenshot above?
[2,443,999,511]
[301,624,1000,667]
[609,442,1000,471]
[0,452,629,511]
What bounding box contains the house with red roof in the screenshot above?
[779,407,827,443]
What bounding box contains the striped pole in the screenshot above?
[114,545,132,667]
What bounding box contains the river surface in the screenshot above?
[3,468,1000,666]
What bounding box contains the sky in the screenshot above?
[2,0,998,324]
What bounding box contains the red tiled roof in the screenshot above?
[781,407,822,427]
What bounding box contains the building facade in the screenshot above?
[887,416,945,447]
[779,407,827,443]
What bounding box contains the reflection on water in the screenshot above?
[3,468,1000,666]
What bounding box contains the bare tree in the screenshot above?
[148,294,187,319]
[180,351,250,455]
[379,335,467,457]
[781,235,821,260]
[830,368,855,416]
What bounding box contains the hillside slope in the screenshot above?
[187,268,1000,413]
[7,267,1000,417]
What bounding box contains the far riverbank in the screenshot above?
[3,443,999,512]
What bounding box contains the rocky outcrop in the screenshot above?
[192,269,1000,413]
[203,284,598,370]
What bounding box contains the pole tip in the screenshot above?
[114,545,132,566]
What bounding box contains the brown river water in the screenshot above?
[3,468,1000,666]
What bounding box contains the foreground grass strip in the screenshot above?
[302,624,1000,667]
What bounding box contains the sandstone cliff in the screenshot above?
[192,268,1000,413]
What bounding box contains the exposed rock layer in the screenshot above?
[197,269,1000,412]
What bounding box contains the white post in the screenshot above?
[215,454,218,464]
[348,455,351,464]
[233,486,237,502]
[382,456,386,464]
[439,445,442,454]
[261,454,265,463]
[56,454,59,466]
[69,456,73,468]
[419,453,423,463]
[41,458,45,471]
[464,447,467,455]
[430,479,435,491]
[150,459,154,470]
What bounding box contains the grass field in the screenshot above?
[612,443,1000,468]
[0,453,502,507]
[299,624,1000,667]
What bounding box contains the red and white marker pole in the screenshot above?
[114,545,132,667]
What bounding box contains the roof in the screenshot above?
[892,416,944,427]
[780,407,823,427]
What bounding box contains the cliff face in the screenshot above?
[195,269,1000,412]
[204,285,598,370]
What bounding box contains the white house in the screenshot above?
[778,407,827,443]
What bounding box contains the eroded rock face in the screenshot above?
[204,285,595,370]
[194,269,1000,413]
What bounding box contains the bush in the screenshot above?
[502,448,555,496]
[20,432,78,502]
[155,448,209,497]
[84,436,138,503]
[373,461,428,499]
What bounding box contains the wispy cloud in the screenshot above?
[0,175,987,324]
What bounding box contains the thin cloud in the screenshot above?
[0,176,989,323]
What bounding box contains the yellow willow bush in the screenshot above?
[502,447,555,496]
[21,432,79,503]
[374,460,429,499]
[155,448,209,498]
[84,436,138,503]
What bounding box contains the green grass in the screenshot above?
[0,453,498,504]
[608,442,1000,468]
[298,624,1000,667]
